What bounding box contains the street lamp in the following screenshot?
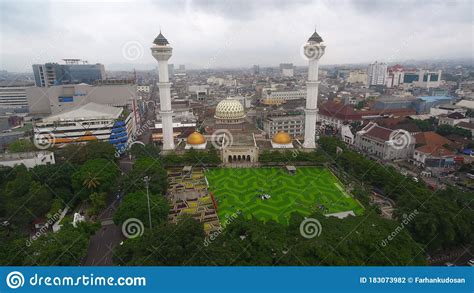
[143,176,152,229]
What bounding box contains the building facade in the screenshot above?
[33,103,136,152]
[355,122,415,160]
[368,62,388,86]
[0,151,55,169]
[264,114,304,138]
[27,83,138,116]
[0,86,29,112]
[32,60,105,87]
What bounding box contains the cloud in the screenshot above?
[0,0,472,72]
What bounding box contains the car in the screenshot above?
[412,177,419,182]
[468,259,474,267]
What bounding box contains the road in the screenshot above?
[81,158,133,266]
[81,198,124,266]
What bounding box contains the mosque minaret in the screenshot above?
[302,30,325,149]
[151,31,175,150]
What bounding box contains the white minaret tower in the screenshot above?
[302,30,325,149]
[151,31,175,150]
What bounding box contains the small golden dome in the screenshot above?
[187,131,206,145]
[272,131,292,144]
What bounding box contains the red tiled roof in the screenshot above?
[365,124,393,141]
[457,121,474,129]
[414,131,451,147]
[318,101,415,121]
[415,145,454,157]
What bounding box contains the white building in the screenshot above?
[340,125,354,144]
[368,62,388,86]
[355,122,415,160]
[0,86,29,111]
[280,63,294,77]
[347,70,368,85]
[261,88,306,105]
[264,114,304,138]
[33,102,136,150]
[0,151,55,169]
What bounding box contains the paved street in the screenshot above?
[81,199,124,266]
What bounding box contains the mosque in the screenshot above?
[151,29,325,165]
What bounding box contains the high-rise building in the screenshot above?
[32,59,105,87]
[151,31,175,151]
[302,30,325,149]
[367,61,388,86]
[253,65,260,75]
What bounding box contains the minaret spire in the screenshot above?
[302,29,326,149]
[151,30,175,150]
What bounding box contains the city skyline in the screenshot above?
[1,0,473,72]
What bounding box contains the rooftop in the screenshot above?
[153,31,169,46]
[42,102,122,122]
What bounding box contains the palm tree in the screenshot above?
[83,171,102,190]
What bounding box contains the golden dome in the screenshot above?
[187,131,206,145]
[272,131,292,144]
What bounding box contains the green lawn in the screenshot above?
[206,167,364,225]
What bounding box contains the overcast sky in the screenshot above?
[1,0,472,72]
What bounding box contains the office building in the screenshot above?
[368,62,388,86]
[32,59,105,87]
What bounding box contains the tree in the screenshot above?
[55,141,116,165]
[114,191,169,227]
[436,124,471,139]
[72,159,119,200]
[114,217,205,265]
[124,158,167,195]
[7,139,36,153]
[88,192,107,215]
[23,222,99,266]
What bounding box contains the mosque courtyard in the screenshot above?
[206,167,364,225]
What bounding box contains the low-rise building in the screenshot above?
[33,102,136,151]
[355,122,415,160]
[0,151,55,169]
[438,112,470,126]
[263,114,304,139]
[261,87,305,105]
